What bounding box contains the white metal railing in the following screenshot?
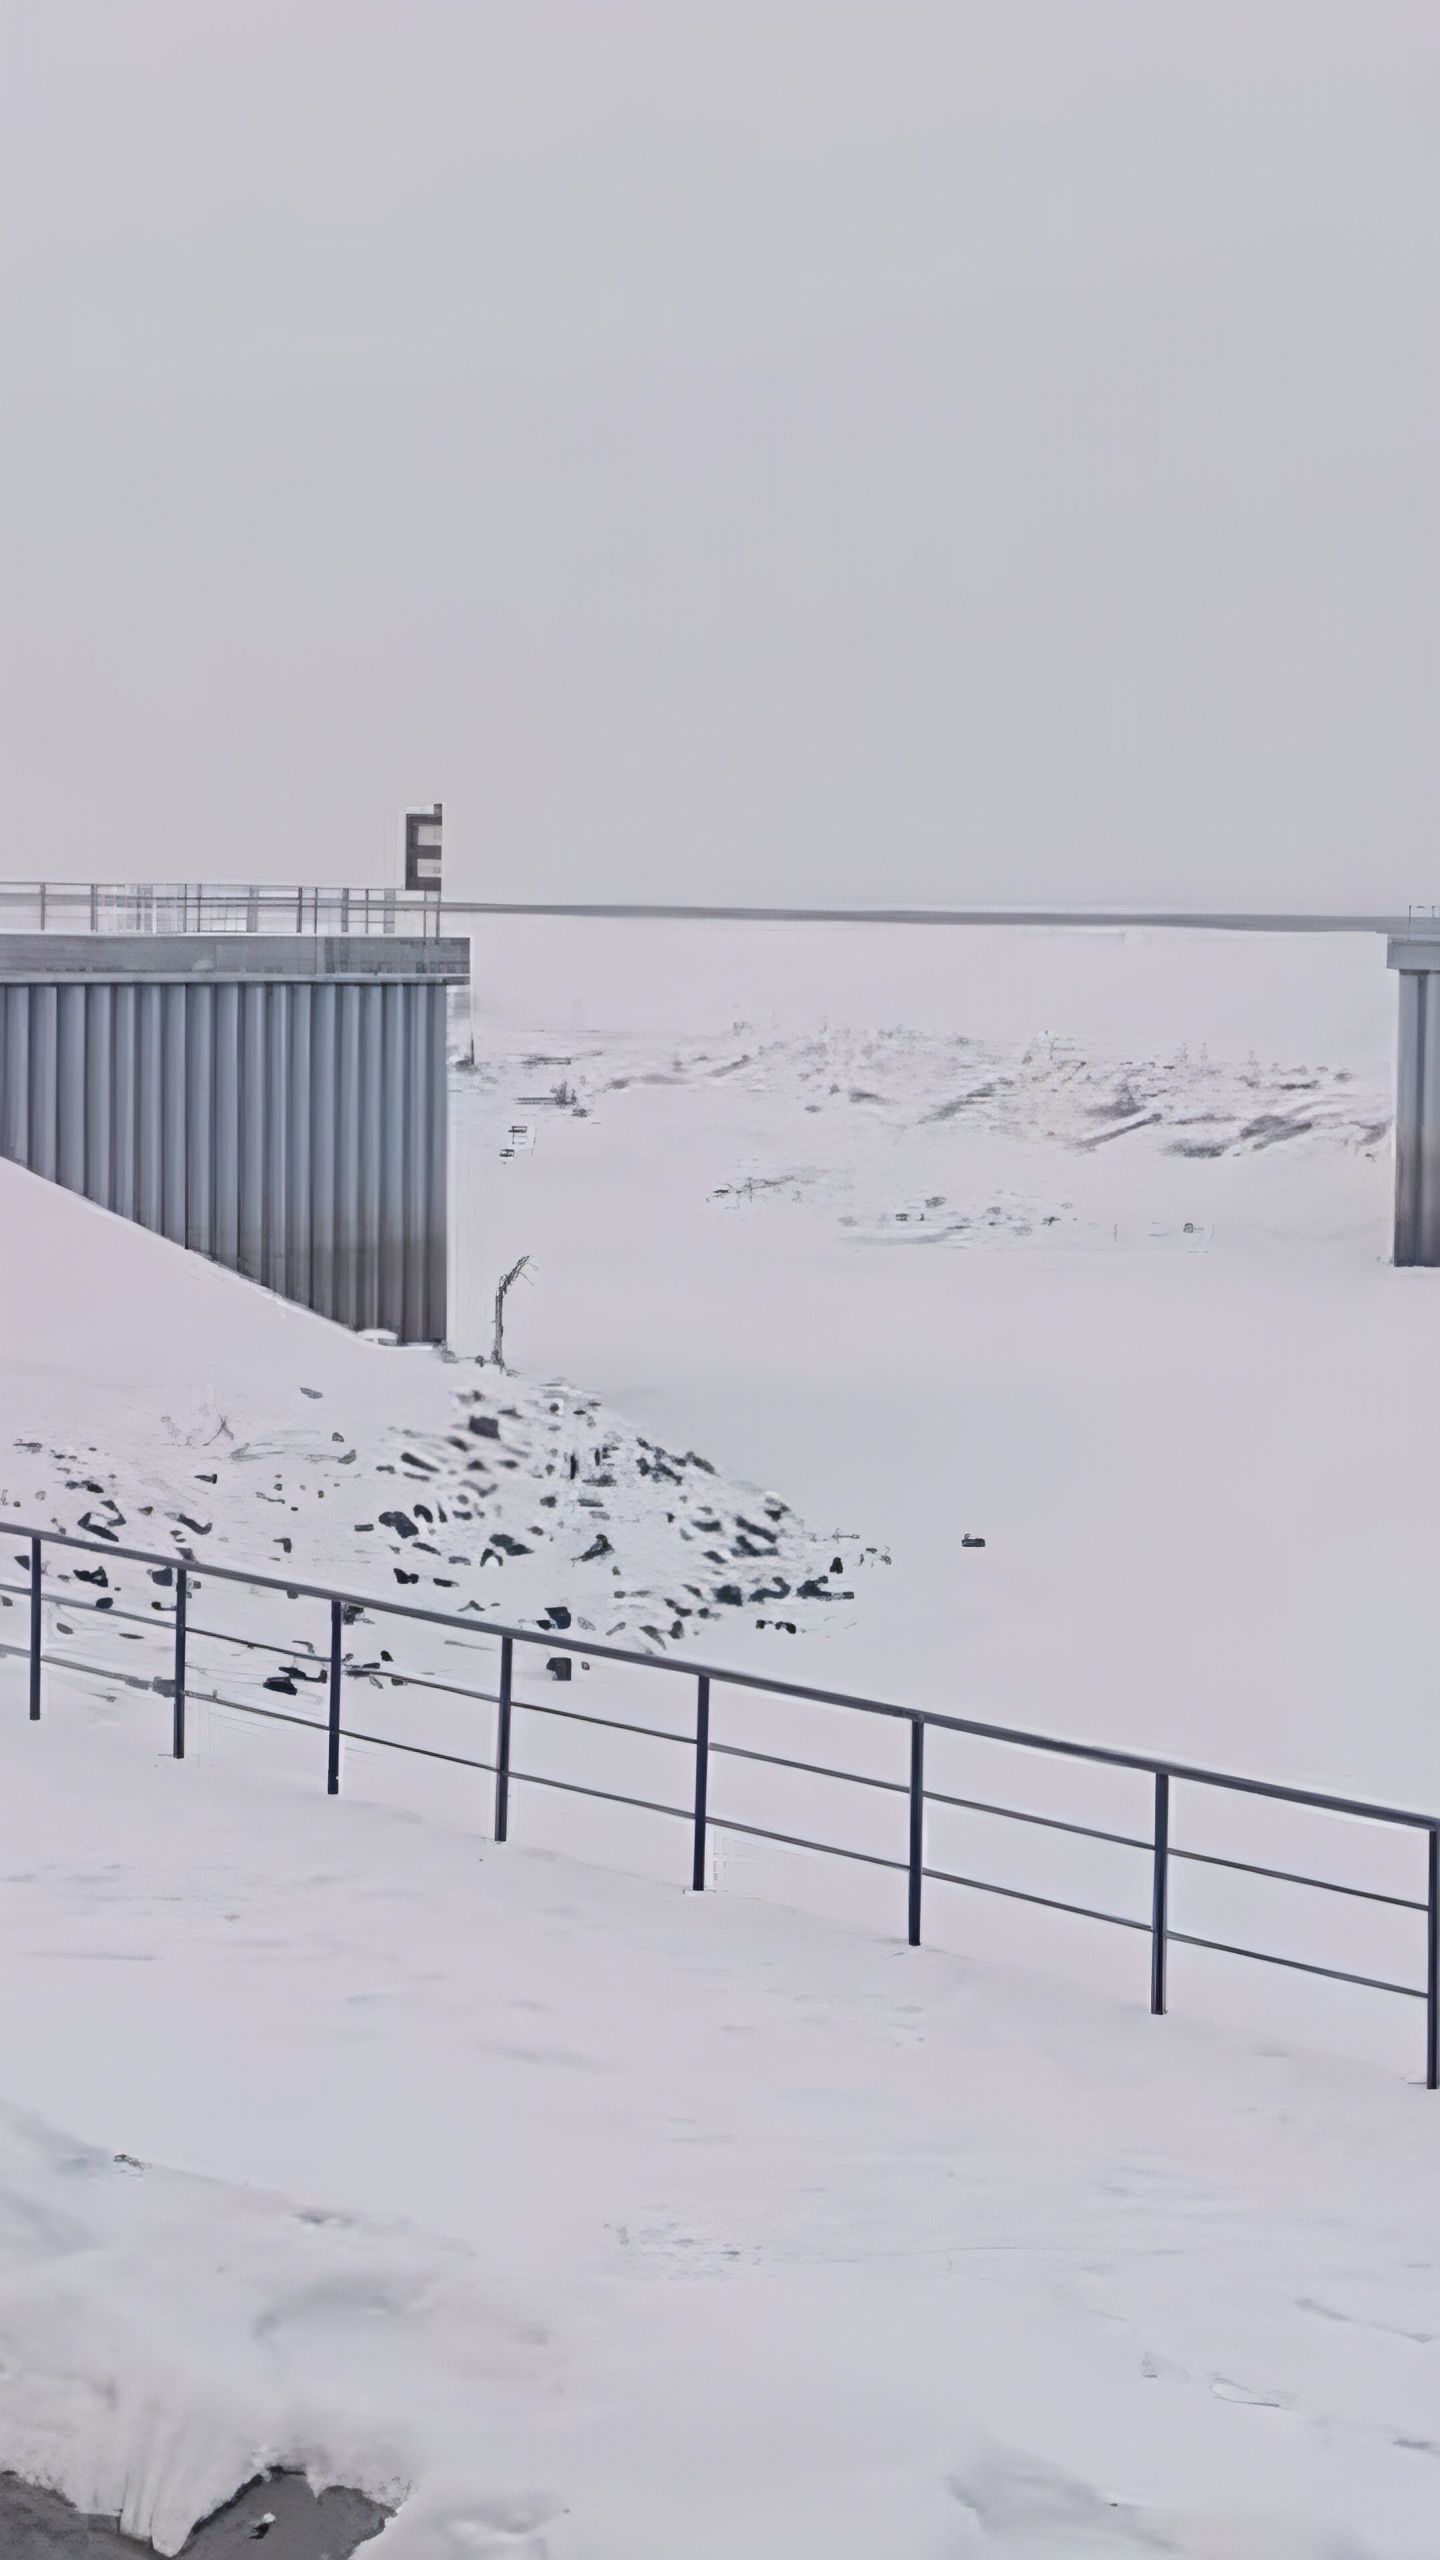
[0,882,444,939]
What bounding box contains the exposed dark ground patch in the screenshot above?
[0,2474,389,2560]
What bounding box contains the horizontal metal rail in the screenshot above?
[8,1523,1438,2090]
[12,1526,1438,1831]
[926,1783,1151,1852]
[5,887,1431,939]
[1166,1930,1423,2002]
[922,1862,1150,1934]
[436,901,1422,936]
[0,882,442,939]
[1170,1845,1428,1914]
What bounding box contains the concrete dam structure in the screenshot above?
[0,921,470,1343]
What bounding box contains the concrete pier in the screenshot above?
[1390,936,1440,1267]
[0,934,470,1342]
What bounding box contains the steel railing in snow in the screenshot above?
[6,1523,1438,2089]
[0,883,444,939]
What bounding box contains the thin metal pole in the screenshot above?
[28,1536,42,1720]
[1426,1828,1438,2093]
[172,1570,187,1759]
[1414,1832,1424,2088]
[1151,1771,1170,2015]
[692,1675,710,1891]
[326,1598,342,1795]
[494,1636,513,1840]
[907,1717,925,1946]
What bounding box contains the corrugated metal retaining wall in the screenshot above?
[0,976,449,1340]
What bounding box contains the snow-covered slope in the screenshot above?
[0,1156,885,1684]
[4,1701,1439,2560]
[4,924,1439,2557]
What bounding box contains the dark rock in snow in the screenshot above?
[0,2465,390,2559]
[379,1511,418,1538]
[468,1414,501,1439]
[546,1655,572,1680]
[961,1534,986,1549]
[578,1534,612,1562]
[543,1604,572,1629]
[714,1584,744,1605]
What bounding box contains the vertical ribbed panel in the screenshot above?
[1395,970,1440,1267]
[112,984,136,1219]
[310,984,337,1319]
[56,985,87,1193]
[378,983,405,1334]
[358,984,383,1330]
[212,984,240,1268]
[0,972,450,1339]
[2,989,29,1163]
[186,983,213,1255]
[427,982,448,1342]
[137,984,163,1233]
[31,987,58,1180]
[264,985,288,1298]
[239,983,266,1285]
[335,983,362,1329]
[84,983,112,1209]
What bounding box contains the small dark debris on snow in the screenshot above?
[961,1534,986,1549]
[546,1655,573,1681]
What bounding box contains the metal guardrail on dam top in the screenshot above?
[6,1523,1438,2090]
[0,882,444,938]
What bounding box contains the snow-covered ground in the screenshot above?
[3,924,1439,2555]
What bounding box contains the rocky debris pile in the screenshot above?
[0,1370,889,1704]
[356,1380,885,1646]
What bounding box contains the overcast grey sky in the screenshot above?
[2,2,1436,907]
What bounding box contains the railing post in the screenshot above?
[907,1717,925,1946]
[172,1569,187,1759]
[28,1535,42,1720]
[692,1675,710,1890]
[494,1636,513,1840]
[1414,1832,1424,2088]
[1150,1772,1170,2015]
[326,1598,343,1795]
[1427,1828,1438,2093]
